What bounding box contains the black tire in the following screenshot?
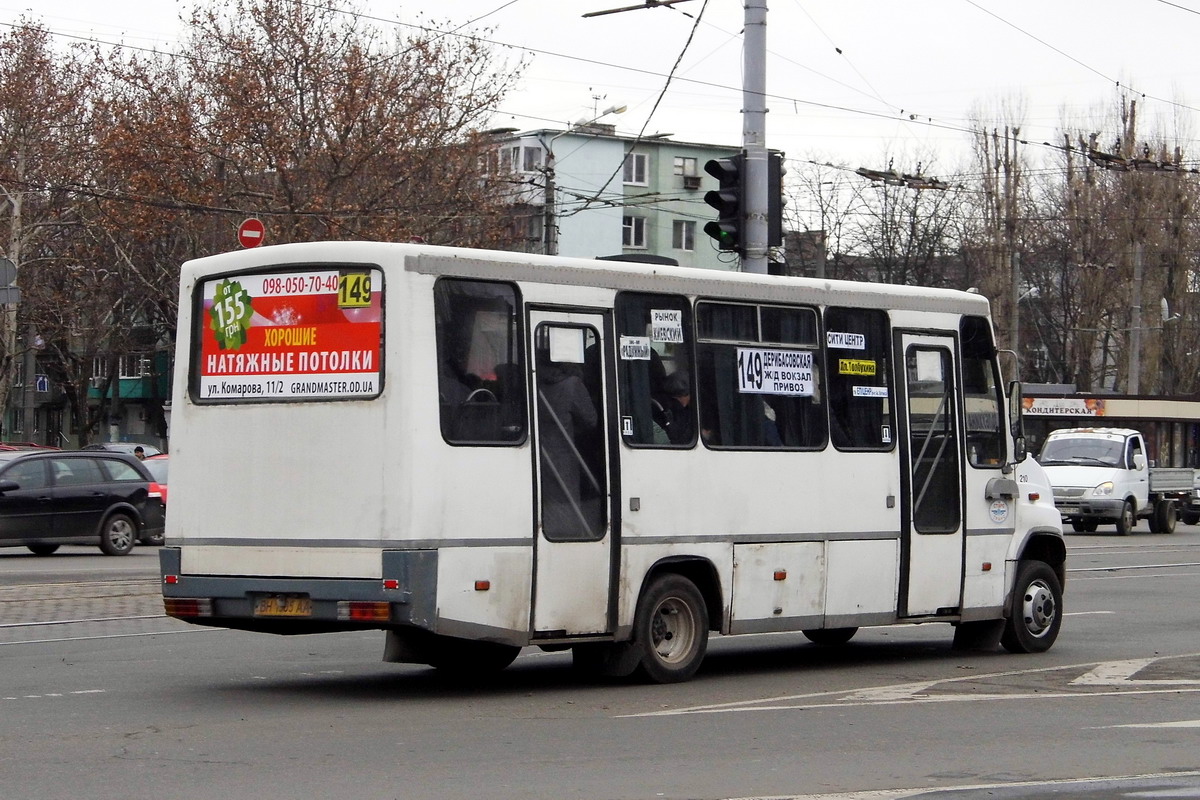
[802,627,858,646]
[1181,509,1200,526]
[1115,499,1136,536]
[426,635,520,676]
[1153,500,1177,535]
[1000,560,1062,654]
[27,544,60,556]
[632,574,709,684]
[1070,519,1098,533]
[98,513,137,556]
[140,531,165,546]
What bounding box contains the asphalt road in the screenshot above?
[2,525,1200,800]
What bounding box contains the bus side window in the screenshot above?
[695,302,824,450]
[825,307,892,451]
[615,292,695,447]
[960,315,1003,467]
[434,278,526,445]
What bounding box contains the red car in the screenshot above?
[143,454,169,506]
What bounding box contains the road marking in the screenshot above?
[0,614,166,629]
[1068,561,1200,572]
[621,653,1200,718]
[0,627,222,646]
[1071,658,1200,686]
[3,689,105,701]
[726,769,1200,800]
[1104,719,1200,728]
[1075,573,1200,585]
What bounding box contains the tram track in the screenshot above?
[0,577,164,628]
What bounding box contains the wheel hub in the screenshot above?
[652,600,694,663]
[1022,579,1056,637]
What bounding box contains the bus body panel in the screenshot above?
[436,546,532,637]
[729,542,826,632]
[824,538,900,621]
[161,242,1065,676]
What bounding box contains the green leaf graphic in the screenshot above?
[209,279,254,350]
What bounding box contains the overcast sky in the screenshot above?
[5,0,1200,179]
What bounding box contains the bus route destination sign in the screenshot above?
[197,268,383,401]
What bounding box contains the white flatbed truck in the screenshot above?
[1039,427,1194,534]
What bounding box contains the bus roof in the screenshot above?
[181,241,992,317]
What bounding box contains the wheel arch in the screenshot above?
[95,503,144,535]
[1014,528,1067,591]
[636,556,723,632]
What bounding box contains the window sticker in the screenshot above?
[736,347,813,396]
[838,358,876,376]
[651,309,684,343]
[549,326,585,363]
[915,349,943,382]
[827,331,866,350]
[852,386,889,398]
[198,268,383,401]
[619,336,651,360]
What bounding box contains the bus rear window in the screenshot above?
[192,266,384,403]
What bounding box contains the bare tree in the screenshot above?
[0,22,94,442]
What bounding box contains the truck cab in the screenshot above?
[1038,427,1188,535]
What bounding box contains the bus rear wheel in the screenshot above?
[633,574,708,684]
[1000,560,1062,654]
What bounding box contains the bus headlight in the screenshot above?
[1090,481,1115,498]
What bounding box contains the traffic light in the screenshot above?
[767,149,784,247]
[703,154,744,253]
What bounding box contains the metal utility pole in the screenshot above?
[544,152,559,256]
[1129,241,1143,395]
[1010,252,1021,379]
[740,0,769,274]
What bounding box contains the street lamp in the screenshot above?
[541,104,626,256]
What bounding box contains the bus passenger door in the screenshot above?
[529,310,614,636]
[895,332,965,617]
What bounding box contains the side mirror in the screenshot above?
[0,480,19,494]
[1007,380,1027,467]
[1133,453,1147,470]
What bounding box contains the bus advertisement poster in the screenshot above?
[197,268,384,401]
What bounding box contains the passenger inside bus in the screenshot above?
[652,370,695,445]
[536,336,603,540]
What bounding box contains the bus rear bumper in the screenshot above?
[158,547,439,635]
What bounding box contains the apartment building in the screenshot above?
[493,125,740,270]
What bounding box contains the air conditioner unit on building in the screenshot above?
[90,376,106,389]
[682,175,702,190]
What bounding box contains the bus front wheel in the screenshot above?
[1000,560,1062,654]
[633,574,709,684]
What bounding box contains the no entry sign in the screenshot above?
[238,218,265,248]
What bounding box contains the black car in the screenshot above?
[0,450,166,556]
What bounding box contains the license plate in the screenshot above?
[253,595,312,617]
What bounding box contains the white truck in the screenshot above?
[1038,427,1194,535]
